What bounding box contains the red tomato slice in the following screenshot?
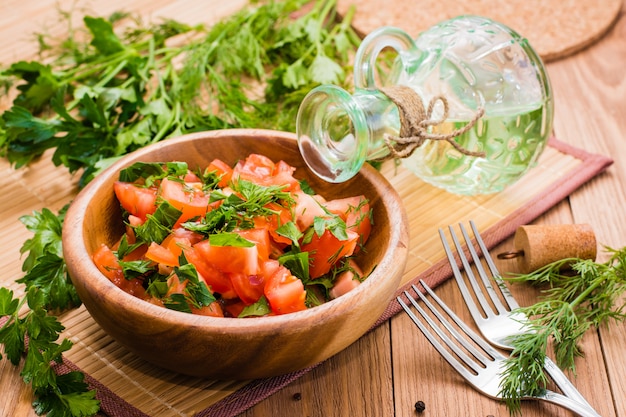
[293,191,326,232]
[301,229,359,278]
[183,245,236,297]
[232,154,300,191]
[236,228,271,262]
[184,171,202,183]
[230,272,265,305]
[93,244,146,298]
[159,177,210,226]
[207,158,234,188]
[323,195,372,249]
[270,160,300,191]
[113,182,158,222]
[329,260,363,299]
[162,228,203,256]
[254,203,294,246]
[264,264,307,315]
[233,153,275,181]
[193,239,259,276]
[93,243,123,281]
[145,242,179,267]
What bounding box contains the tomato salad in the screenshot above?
[93,154,373,318]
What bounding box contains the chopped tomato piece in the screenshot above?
[230,272,265,305]
[293,191,326,231]
[193,239,259,276]
[232,154,300,190]
[161,228,203,256]
[236,228,271,262]
[301,229,359,278]
[166,274,187,295]
[93,244,146,297]
[254,202,294,246]
[264,264,307,315]
[329,260,363,299]
[113,182,158,222]
[145,242,179,267]
[324,195,372,248]
[183,245,236,297]
[206,158,234,188]
[233,153,275,181]
[221,299,247,318]
[271,160,300,191]
[93,243,123,282]
[159,177,210,226]
[184,171,202,183]
[164,274,223,316]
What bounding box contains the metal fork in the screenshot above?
[439,220,599,415]
[397,281,600,417]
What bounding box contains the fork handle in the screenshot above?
[540,390,602,417]
[543,357,601,416]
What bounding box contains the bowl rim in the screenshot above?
[63,128,408,333]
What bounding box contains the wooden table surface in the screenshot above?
[2,1,625,416]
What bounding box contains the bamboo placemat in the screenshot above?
[1,137,612,417]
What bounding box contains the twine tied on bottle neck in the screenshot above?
[373,85,486,161]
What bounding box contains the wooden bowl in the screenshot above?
[62,129,409,379]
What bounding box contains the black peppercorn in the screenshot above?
[414,400,426,413]
[292,392,302,401]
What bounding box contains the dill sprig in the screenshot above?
[499,247,626,413]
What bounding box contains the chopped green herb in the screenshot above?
[118,161,189,185]
[209,233,255,248]
[239,296,271,317]
[132,200,182,244]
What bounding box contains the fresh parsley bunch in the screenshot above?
[0,0,360,187]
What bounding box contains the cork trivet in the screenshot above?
[337,0,622,62]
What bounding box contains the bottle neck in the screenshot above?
[296,85,400,183]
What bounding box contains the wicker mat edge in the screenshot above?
[52,137,613,417]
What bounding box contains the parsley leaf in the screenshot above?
[278,251,309,282]
[19,207,65,272]
[276,221,303,248]
[209,233,255,248]
[118,161,188,184]
[132,199,181,244]
[239,296,271,317]
[163,255,215,312]
[0,288,100,416]
[16,253,81,312]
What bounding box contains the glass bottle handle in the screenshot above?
[353,26,418,89]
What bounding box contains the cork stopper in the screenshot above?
[508,224,597,273]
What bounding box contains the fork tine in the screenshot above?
[397,291,479,382]
[457,223,511,316]
[401,281,504,366]
[468,220,519,311]
[439,226,494,320]
[416,280,502,360]
[397,280,504,395]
